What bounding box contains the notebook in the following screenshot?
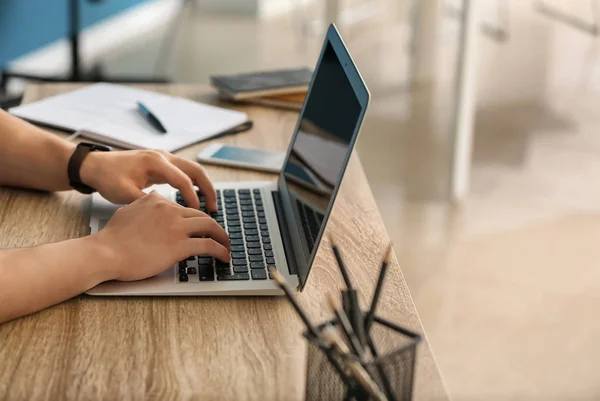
[9,83,249,152]
[211,68,312,100]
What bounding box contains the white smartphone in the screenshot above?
[196,143,285,173]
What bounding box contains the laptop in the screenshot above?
[87,24,370,296]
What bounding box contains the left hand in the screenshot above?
[80,149,216,211]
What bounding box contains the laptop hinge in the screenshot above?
[271,190,299,276]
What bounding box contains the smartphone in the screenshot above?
[196,144,285,173]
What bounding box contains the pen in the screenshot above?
[321,324,388,401]
[270,268,320,338]
[365,244,393,331]
[137,101,167,134]
[327,293,365,360]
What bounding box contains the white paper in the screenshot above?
[9,83,248,152]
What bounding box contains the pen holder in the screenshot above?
[304,316,421,401]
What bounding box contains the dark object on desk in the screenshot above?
[305,316,421,401]
[274,242,422,401]
[0,0,168,109]
[211,68,312,100]
[137,102,167,134]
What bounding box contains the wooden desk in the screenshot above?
[0,84,449,401]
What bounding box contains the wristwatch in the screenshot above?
[68,141,111,194]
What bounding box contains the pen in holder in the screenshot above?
[304,316,421,401]
[269,241,422,401]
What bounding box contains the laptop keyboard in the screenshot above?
[175,189,275,283]
[296,199,325,251]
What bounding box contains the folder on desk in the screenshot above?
[8,83,249,152]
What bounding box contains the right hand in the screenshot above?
[95,191,231,281]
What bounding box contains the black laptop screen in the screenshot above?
[280,41,362,262]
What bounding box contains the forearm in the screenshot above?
[0,109,75,191]
[0,235,116,323]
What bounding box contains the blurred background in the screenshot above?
[2,0,600,399]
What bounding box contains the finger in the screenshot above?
[150,158,200,209]
[183,217,230,249]
[169,157,217,212]
[186,238,231,262]
[179,207,210,219]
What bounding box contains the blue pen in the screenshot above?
[137,101,167,134]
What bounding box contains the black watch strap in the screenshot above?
[68,141,111,194]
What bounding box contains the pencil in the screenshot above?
[329,235,354,290]
[365,244,393,331]
[327,293,365,359]
[321,325,388,401]
[270,268,320,338]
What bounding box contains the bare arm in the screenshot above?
[0,192,231,324]
[0,109,75,191]
[0,111,232,324]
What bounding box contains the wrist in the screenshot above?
[78,234,120,284]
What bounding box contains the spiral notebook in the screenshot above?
[9,83,249,152]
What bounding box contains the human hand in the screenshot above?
[80,149,217,211]
[96,191,231,281]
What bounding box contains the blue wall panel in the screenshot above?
[0,0,148,66]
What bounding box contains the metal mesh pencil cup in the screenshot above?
[304,316,421,401]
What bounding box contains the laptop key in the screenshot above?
[245,235,259,242]
[265,250,274,257]
[223,190,235,196]
[242,211,255,217]
[232,252,246,259]
[256,206,264,212]
[263,244,273,250]
[251,270,267,280]
[231,238,244,245]
[179,261,188,268]
[238,193,251,200]
[259,218,267,224]
[246,229,258,235]
[240,199,252,205]
[242,217,256,224]
[249,255,263,262]
[228,220,241,227]
[241,205,254,211]
[179,274,189,282]
[217,273,250,281]
[262,237,271,244]
[257,212,266,218]
[244,223,257,229]
[232,259,247,266]
[255,200,263,206]
[261,231,270,237]
[253,189,261,194]
[233,265,249,273]
[230,232,243,239]
[246,242,261,248]
[266,257,276,264]
[231,245,245,252]
[198,256,213,263]
[199,273,215,282]
[248,248,262,255]
[228,226,242,233]
[250,262,265,269]
[187,267,197,274]
[267,267,276,279]
[227,214,240,220]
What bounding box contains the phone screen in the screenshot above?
[212,146,283,166]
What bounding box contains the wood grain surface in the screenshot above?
[0,84,449,401]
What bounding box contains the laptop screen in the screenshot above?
[278,33,365,286]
